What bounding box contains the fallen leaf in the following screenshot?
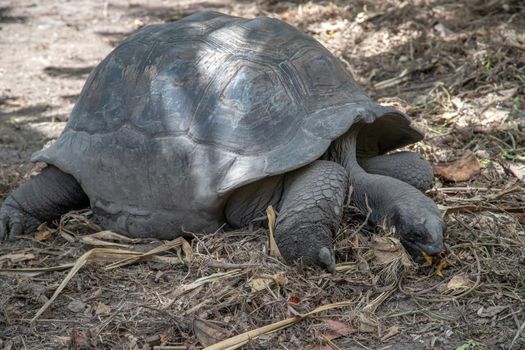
[507,162,525,182]
[477,305,508,318]
[193,318,230,346]
[446,273,473,291]
[95,302,111,315]
[67,300,87,313]
[370,236,412,267]
[70,329,90,348]
[480,107,510,129]
[434,151,481,182]
[322,319,356,340]
[496,87,518,100]
[34,222,55,241]
[381,325,400,342]
[248,272,288,292]
[159,334,168,345]
[249,277,273,292]
[273,271,288,285]
[358,313,378,333]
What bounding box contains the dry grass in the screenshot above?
[1,0,524,349]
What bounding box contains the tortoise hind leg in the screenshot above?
[360,151,434,192]
[0,165,89,240]
[225,175,284,230]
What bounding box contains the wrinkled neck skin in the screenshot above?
[332,126,364,174]
[330,125,393,224]
[330,125,444,255]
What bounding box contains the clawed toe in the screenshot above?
[0,198,41,241]
[318,247,336,273]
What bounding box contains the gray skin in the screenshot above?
[0,12,445,272]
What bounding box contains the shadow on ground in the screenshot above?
[0,6,27,23]
[43,66,95,79]
[0,97,61,195]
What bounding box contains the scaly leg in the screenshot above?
[0,165,89,240]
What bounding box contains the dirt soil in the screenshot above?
[1,0,524,349]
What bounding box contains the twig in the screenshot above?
[320,334,343,350]
[509,317,525,350]
[428,186,491,193]
[207,260,259,270]
[451,249,482,299]
[203,300,354,350]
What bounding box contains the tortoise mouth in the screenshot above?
[400,237,444,258]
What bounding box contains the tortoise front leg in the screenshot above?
[0,165,89,240]
[275,160,348,272]
[360,151,434,191]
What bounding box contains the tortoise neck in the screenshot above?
[331,126,365,175]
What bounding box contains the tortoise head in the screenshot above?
[390,204,446,258]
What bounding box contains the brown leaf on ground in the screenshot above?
[248,271,288,292]
[34,222,56,241]
[506,162,525,182]
[321,319,356,340]
[193,318,230,346]
[70,329,90,348]
[477,305,508,318]
[95,302,111,315]
[479,107,510,130]
[370,236,412,267]
[249,276,274,292]
[434,151,481,182]
[446,273,473,291]
[358,313,378,333]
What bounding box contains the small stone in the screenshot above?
[67,300,87,313]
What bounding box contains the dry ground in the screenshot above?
[1,0,524,349]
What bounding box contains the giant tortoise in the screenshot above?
[0,12,445,272]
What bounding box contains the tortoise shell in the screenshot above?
[32,12,422,236]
